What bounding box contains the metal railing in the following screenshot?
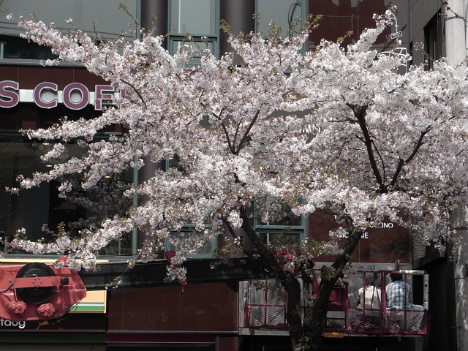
[243,270,428,336]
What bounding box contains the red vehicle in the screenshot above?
[0,257,86,322]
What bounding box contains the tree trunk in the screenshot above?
[238,207,307,350]
[237,206,363,351]
[303,228,363,350]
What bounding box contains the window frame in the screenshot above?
[165,225,217,259]
[253,200,307,246]
[167,0,220,63]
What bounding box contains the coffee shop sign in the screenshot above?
[0,80,123,110]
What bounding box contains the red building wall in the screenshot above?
[309,209,411,263]
[107,282,239,350]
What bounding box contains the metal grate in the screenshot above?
[244,304,288,329]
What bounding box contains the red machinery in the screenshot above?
[0,256,86,321]
[0,256,270,323]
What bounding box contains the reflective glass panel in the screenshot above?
[171,0,217,35]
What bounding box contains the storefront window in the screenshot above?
[0,136,134,256]
[170,0,217,35]
[166,228,215,257]
[171,40,215,66]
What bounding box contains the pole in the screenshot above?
[445,0,467,75]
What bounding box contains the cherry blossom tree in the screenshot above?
[6,10,468,351]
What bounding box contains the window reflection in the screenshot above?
[167,229,214,257]
[171,0,217,35]
[0,0,139,60]
[255,197,302,227]
[169,0,218,63]
[257,0,303,36]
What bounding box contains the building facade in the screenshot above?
[410,1,468,351]
[0,1,455,351]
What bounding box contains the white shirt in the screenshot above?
[357,286,381,309]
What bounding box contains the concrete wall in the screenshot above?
[453,208,468,351]
[445,1,468,350]
[410,2,468,350]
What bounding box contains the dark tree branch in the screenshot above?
[235,110,261,154]
[348,104,385,192]
[390,126,431,188]
[371,138,387,181]
[218,115,237,154]
[121,79,147,108]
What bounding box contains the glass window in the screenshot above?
[256,0,304,37]
[170,0,217,35]
[171,40,215,66]
[255,196,303,227]
[424,11,442,70]
[259,231,303,247]
[2,0,139,37]
[169,0,218,64]
[166,228,216,257]
[254,197,305,246]
[0,136,134,256]
[0,0,140,60]
[0,35,56,60]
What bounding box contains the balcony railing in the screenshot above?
[243,270,428,336]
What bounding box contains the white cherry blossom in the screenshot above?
[8,11,468,350]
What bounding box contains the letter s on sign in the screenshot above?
[0,81,19,108]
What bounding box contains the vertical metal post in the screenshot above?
[132,158,138,255]
[403,273,408,330]
[423,273,429,310]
